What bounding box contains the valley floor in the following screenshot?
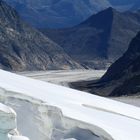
[18,69,106,86]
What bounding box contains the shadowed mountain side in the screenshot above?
[70,32,140,97]
[0,1,82,71]
[41,8,140,69]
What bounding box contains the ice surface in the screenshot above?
[19,70,106,86]
[9,136,30,140]
[0,103,29,140]
[0,103,16,114]
[0,103,16,134]
[0,70,140,140]
[63,127,104,140]
[64,139,77,140]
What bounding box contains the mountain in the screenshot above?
[3,0,111,28]
[3,0,140,28]
[97,31,140,96]
[0,1,81,71]
[41,8,140,69]
[131,1,140,11]
[74,32,140,96]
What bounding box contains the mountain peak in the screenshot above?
[95,7,118,18]
[80,7,117,28]
[105,7,116,12]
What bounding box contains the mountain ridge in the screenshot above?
[4,0,140,28]
[0,0,82,71]
[3,0,111,28]
[41,7,140,69]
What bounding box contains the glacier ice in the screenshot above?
[0,103,29,140]
[0,103,16,140]
[9,136,30,140]
[0,95,111,140]
[0,70,140,140]
[63,139,77,140]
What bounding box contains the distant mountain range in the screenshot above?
[3,0,110,28]
[41,8,140,69]
[3,0,140,28]
[71,32,140,96]
[0,1,81,71]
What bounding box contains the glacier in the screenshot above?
[0,103,29,140]
[0,70,140,140]
[19,70,106,86]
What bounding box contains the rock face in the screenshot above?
[0,1,81,71]
[3,0,140,28]
[77,31,140,96]
[97,31,140,96]
[42,8,140,69]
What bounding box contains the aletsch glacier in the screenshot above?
[0,70,140,140]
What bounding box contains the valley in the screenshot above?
[18,70,140,108]
[0,0,140,140]
[19,70,106,86]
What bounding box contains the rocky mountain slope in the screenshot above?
[72,31,140,96]
[42,8,140,69]
[3,0,140,28]
[97,31,140,96]
[0,1,81,71]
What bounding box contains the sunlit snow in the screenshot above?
[0,70,140,140]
